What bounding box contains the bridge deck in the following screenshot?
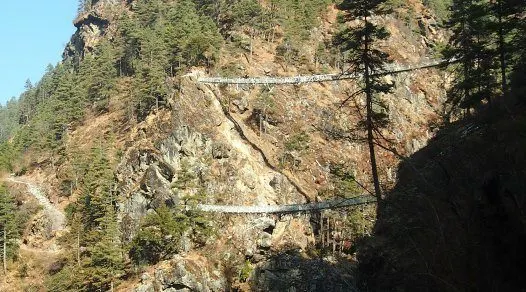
[197,59,453,85]
[195,195,377,214]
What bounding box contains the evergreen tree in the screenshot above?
[489,0,523,98]
[133,24,169,119]
[83,205,124,291]
[509,2,526,101]
[79,40,118,113]
[0,184,19,275]
[128,204,184,265]
[443,0,526,112]
[443,0,498,112]
[333,0,393,201]
[80,146,114,233]
[0,142,16,172]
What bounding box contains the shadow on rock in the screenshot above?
[250,249,360,292]
[358,111,526,292]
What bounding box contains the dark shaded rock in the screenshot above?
[140,164,176,209]
[251,250,357,292]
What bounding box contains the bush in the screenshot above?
[423,0,452,23]
[128,205,184,265]
[284,131,311,152]
[128,199,215,266]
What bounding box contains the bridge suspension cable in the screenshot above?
[193,195,377,214]
[197,58,456,85]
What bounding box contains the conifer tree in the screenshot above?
[79,40,118,113]
[133,25,169,119]
[509,2,526,100]
[489,0,524,98]
[80,146,114,233]
[84,205,124,291]
[333,0,393,201]
[443,0,498,112]
[0,184,18,275]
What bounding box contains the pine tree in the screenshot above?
[443,0,498,113]
[78,40,118,113]
[80,146,114,233]
[84,205,124,291]
[0,184,18,275]
[488,0,524,98]
[133,25,169,119]
[333,0,393,201]
[509,1,526,101]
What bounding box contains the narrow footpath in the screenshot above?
[7,177,65,232]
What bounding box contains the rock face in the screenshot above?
[251,251,358,292]
[134,254,226,292]
[115,80,310,244]
[64,0,118,58]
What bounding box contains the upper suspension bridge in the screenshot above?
[197,58,454,85]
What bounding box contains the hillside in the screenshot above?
[0,0,525,291]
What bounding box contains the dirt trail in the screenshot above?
[7,177,66,232]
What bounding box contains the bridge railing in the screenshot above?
[197,58,456,85]
[192,195,377,214]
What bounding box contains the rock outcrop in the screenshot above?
[135,254,226,292]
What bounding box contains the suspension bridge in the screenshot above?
[197,58,454,85]
[195,195,377,214]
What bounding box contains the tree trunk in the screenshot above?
[250,33,254,63]
[77,229,81,267]
[3,227,6,275]
[497,0,508,97]
[364,16,382,202]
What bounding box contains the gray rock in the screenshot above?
[258,232,273,248]
[179,231,193,252]
[149,256,226,292]
[134,283,154,292]
[141,273,150,283]
[163,288,190,292]
[252,217,276,231]
[232,97,249,113]
[140,164,177,209]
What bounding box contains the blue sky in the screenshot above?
[0,1,78,105]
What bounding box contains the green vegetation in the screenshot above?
[0,184,17,274]
[2,0,524,290]
[0,0,340,288]
[443,0,525,115]
[0,184,28,275]
[47,146,123,291]
[238,259,253,282]
[423,0,452,23]
[128,204,182,265]
[284,131,311,152]
[128,195,214,266]
[328,163,360,198]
